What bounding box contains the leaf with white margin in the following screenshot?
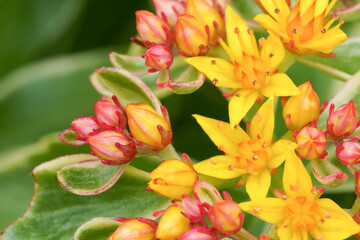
[73,217,121,240]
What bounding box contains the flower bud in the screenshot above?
[336,141,360,165]
[295,127,327,160]
[135,10,173,47]
[144,44,174,71]
[327,100,359,140]
[207,200,244,235]
[174,14,210,57]
[152,0,185,28]
[87,130,137,164]
[156,205,190,240]
[148,159,198,200]
[181,195,207,223]
[178,226,217,240]
[94,96,126,129]
[354,171,360,198]
[186,0,225,45]
[71,116,101,140]
[125,103,172,150]
[282,81,320,132]
[108,218,157,240]
[353,211,360,240]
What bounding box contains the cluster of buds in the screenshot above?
[59,96,173,165]
[133,0,226,84]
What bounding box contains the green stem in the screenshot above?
[277,50,297,73]
[267,224,279,240]
[348,196,360,217]
[156,144,180,160]
[233,228,258,240]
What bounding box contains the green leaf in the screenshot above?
[109,52,148,75]
[74,218,121,240]
[333,3,360,22]
[310,158,349,187]
[57,159,127,195]
[296,38,360,81]
[1,155,169,239]
[58,128,86,146]
[167,66,205,95]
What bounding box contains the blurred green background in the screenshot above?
[1,0,360,234]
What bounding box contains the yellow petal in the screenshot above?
[194,156,244,179]
[240,198,286,223]
[312,198,360,240]
[253,14,289,41]
[315,0,329,17]
[261,73,300,97]
[193,114,248,154]
[229,89,259,128]
[278,226,305,240]
[260,34,285,72]
[300,0,314,17]
[268,139,295,169]
[249,97,274,144]
[225,6,258,58]
[246,170,271,200]
[185,57,241,88]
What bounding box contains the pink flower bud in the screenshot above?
[87,130,136,164]
[295,127,327,160]
[354,171,360,198]
[108,218,158,240]
[71,116,101,140]
[336,141,360,165]
[144,44,174,71]
[207,200,244,235]
[135,10,173,47]
[181,195,206,223]
[327,100,359,140]
[152,0,185,28]
[94,96,126,129]
[178,227,217,240]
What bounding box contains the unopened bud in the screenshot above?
[207,200,244,235]
[174,14,210,57]
[178,226,217,240]
[125,103,172,150]
[327,100,358,140]
[87,130,136,164]
[295,127,327,160]
[156,205,190,240]
[94,96,126,129]
[186,0,225,45]
[152,0,185,28]
[144,44,174,71]
[181,195,206,223]
[336,141,360,165]
[71,116,101,140]
[354,171,360,198]
[148,159,198,200]
[282,81,320,132]
[108,218,157,240]
[135,10,173,47]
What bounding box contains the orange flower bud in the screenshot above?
[178,226,217,240]
[336,141,360,165]
[327,100,359,140]
[94,96,126,129]
[148,159,198,200]
[282,81,320,132]
[144,44,174,71]
[125,103,172,150]
[71,116,101,140]
[135,10,173,47]
[207,200,244,235]
[152,0,185,28]
[295,126,327,160]
[156,205,190,240]
[108,218,157,240]
[87,130,137,165]
[186,0,225,45]
[174,14,210,57]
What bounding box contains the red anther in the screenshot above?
[329,103,335,114]
[318,151,328,159]
[256,96,264,102]
[144,40,156,47]
[273,68,279,74]
[141,55,145,58]
[246,121,250,131]
[288,40,294,47]
[271,168,278,173]
[274,189,287,199]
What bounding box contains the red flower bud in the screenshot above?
[336,141,360,165]
[152,0,185,28]
[94,96,126,129]
[295,127,327,160]
[87,130,136,164]
[135,10,173,47]
[207,200,244,235]
[178,226,217,240]
[144,44,174,71]
[71,116,101,140]
[108,218,158,240]
[327,100,359,140]
[181,195,206,223]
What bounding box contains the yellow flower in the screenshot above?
[240,147,360,240]
[194,98,296,200]
[254,0,348,56]
[186,6,299,127]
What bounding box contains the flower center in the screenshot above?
[233,52,267,90]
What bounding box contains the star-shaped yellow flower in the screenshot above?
[254,0,348,56]
[186,6,299,127]
[194,98,296,200]
[240,146,360,240]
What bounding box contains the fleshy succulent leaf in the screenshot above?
[167,66,205,95]
[73,217,121,240]
[310,158,349,187]
[109,52,148,75]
